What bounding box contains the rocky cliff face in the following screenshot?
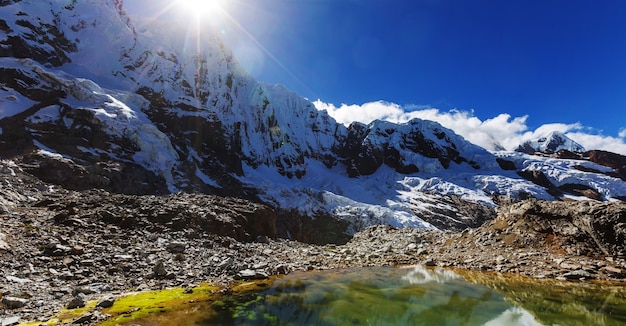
[340,119,489,177]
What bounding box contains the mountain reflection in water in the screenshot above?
[124,266,626,326]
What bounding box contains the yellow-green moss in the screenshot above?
[98,283,218,326]
[18,300,98,326]
[17,284,218,326]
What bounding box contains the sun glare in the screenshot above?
[176,0,227,18]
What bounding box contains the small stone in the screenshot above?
[71,245,85,255]
[80,260,95,266]
[275,264,291,274]
[562,269,592,280]
[60,270,75,280]
[217,257,233,269]
[0,233,10,251]
[560,262,581,270]
[72,312,93,324]
[424,259,437,267]
[43,243,72,256]
[153,260,167,278]
[136,283,150,291]
[166,242,186,254]
[236,269,268,280]
[603,266,623,276]
[2,297,28,309]
[73,286,96,295]
[5,275,31,284]
[67,294,86,309]
[1,316,20,326]
[96,296,116,309]
[236,269,257,280]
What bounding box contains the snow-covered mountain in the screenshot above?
[2,0,626,239]
[516,131,585,154]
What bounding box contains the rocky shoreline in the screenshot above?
[1,164,625,325]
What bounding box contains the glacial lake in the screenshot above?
[114,266,626,326]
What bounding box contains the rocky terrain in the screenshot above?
[1,161,625,325]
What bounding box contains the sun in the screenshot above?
[175,0,228,19]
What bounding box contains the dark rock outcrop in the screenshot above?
[584,150,626,181]
[517,170,562,198]
[339,119,483,177]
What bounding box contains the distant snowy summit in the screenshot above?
[515,131,585,154]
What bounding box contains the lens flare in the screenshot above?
[175,0,227,18]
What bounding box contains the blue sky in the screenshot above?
[125,0,626,152]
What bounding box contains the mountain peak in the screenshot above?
[515,131,585,154]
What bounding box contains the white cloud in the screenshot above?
[313,100,626,155]
[567,132,626,155]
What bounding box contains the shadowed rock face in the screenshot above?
[584,150,626,181]
[0,9,77,66]
[339,120,481,177]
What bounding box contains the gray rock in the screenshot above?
[562,269,592,280]
[67,294,86,309]
[72,312,93,324]
[43,243,72,256]
[236,269,257,279]
[0,233,10,251]
[236,269,269,280]
[2,296,28,309]
[153,260,167,278]
[96,296,116,308]
[73,286,96,295]
[71,245,85,255]
[166,242,186,254]
[1,316,20,326]
[5,275,31,284]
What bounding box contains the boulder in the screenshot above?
[2,296,28,309]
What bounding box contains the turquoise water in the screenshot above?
[127,266,626,326]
